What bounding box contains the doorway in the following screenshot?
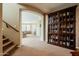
[20,10,44,46]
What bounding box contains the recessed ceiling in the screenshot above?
[24,3,78,13]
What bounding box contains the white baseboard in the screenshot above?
[76,47,79,50]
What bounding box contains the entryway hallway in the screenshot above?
[13,36,73,56]
[1,3,79,56]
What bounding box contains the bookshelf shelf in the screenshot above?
[48,6,77,50]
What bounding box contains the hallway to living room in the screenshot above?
[20,9,44,46]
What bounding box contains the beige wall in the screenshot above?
[0,3,2,55]
[3,4,21,45]
[76,5,79,49]
[3,3,44,46]
[45,14,48,42]
[0,4,2,17]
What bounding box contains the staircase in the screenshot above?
[2,35,17,56]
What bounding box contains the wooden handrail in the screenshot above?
[3,20,19,32]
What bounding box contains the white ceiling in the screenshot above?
[26,3,78,13]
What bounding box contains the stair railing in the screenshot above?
[3,20,19,32]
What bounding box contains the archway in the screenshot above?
[20,10,44,46]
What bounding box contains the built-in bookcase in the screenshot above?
[48,6,77,50]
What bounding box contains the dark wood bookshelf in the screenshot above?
[48,6,77,50]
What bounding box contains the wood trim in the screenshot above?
[3,20,19,32]
[71,51,79,56]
